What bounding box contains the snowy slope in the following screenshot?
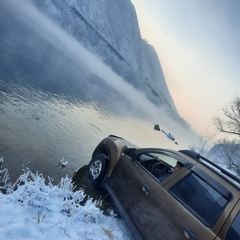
[31,0,178,113]
[0,166,132,240]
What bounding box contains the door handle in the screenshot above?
[183,226,197,240]
[142,183,151,195]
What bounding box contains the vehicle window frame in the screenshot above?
[133,149,194,184]
[169,172,230,227]
[191,166,233,201]
[135,151,178,181]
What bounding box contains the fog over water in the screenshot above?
[0,0,197,183]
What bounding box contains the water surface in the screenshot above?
[0,0,196,183]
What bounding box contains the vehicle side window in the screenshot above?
[225,211,240,240]
[170,173,229,227]
[137,152,176,182]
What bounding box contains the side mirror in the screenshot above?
[124,148,136,158]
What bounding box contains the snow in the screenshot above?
[0,161,132,240]
[29,0,177,112]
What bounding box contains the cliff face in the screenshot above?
[32,0,178,115]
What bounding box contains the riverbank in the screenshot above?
[72,165,118,216]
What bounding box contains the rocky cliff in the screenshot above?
[32,0,189,126]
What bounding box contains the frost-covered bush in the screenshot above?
[0,164,131,240]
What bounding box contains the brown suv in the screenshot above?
[77,135,240,240]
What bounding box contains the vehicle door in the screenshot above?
[215,200,240,240]
[108,151,186,240]
[108,150,234,240]
[153,166,235,240]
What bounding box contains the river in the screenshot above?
[0,0,197,184]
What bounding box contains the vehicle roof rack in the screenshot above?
[179,150,240,186]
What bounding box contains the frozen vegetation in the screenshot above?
[0,159,132,240]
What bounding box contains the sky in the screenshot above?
[0,163,132,240]
[131,0,240,135]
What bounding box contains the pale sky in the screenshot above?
[131,0,240,135]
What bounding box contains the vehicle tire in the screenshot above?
[88,154,108,187]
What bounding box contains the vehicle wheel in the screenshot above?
[88,154,108,187]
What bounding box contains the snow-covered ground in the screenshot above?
[0,160,132,240]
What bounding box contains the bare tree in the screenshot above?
[188,132,216,155]
[211,139,240,176]
[214,96,240,137]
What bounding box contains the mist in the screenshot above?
[0,0,198,147]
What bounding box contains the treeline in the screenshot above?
[190,96,240,176]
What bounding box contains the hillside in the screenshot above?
[32,0,189,127]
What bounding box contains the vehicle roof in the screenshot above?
[178,150,240,189]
